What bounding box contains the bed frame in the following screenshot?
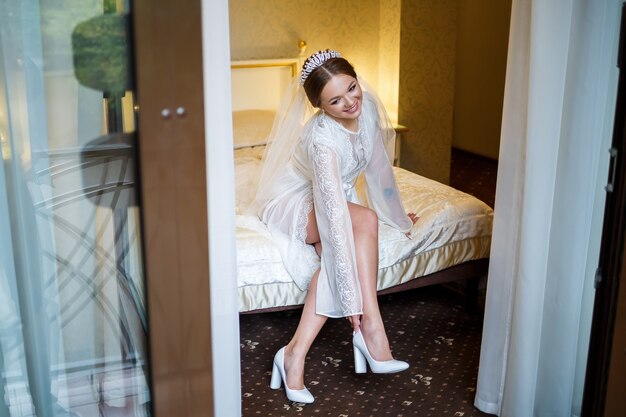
[232,46,489,315]
[239,259,488,315]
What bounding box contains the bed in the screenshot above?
[231,55,493,314]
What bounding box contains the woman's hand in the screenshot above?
[405,212,419,238]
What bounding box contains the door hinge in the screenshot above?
[594,267,603,289]
[605,147,618,192]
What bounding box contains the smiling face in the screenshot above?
[318,74,363,130]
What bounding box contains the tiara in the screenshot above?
[299,49,342,85]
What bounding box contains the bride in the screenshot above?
[254,49,418,404]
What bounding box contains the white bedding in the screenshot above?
[234,145,493,311]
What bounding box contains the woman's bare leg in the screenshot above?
[347,202,393,361]
[283,202,395,388]
[282,209,327,390]
[284,269,326,389]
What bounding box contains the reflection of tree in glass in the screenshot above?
[71,1,133,133]
[72,13,132,94]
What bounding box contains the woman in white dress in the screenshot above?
[255,50,418,404]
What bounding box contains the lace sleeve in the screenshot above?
[364,127,412,233]
[311,143,363,317]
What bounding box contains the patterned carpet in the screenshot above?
[239,149,498,416]
[450,148,498,209]
[240,287,493,417]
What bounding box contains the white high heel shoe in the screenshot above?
[269,347,314,404]
[353,329,409,374]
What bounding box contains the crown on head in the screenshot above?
[299,49,342,85]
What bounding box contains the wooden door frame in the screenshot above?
[603,241,626,414]
[132,0,240,415]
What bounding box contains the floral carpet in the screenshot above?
[239,286,494,417]
[449,148,498,209]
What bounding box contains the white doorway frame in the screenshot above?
[201,0,241,415]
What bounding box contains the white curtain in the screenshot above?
[474,0,622,416]
[0,1,150,415]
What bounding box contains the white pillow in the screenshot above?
[234,146,266,214]
[232,110,275,149]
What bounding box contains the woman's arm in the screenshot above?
[310,142,363,317]
[363,128,413,233]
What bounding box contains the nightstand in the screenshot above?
[393,124,408,167]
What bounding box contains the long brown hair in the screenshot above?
[302,57,357,107]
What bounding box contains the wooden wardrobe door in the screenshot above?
[133,1,213,415]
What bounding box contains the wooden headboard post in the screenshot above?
[298,39,308,68]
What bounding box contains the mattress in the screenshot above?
[234,146,493,312]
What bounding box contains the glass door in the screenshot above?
[0,1,151,416]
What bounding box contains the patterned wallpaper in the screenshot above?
[398,0,458,184]
[229,0,461,182]
[378,0,401,123]
[229,0,381,91]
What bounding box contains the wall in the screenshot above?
[398,0,458,184]
[378,0,401,122]
[229,0,381,91]
[452,0,511,159]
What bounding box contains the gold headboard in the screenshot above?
[230,59,297,111]
[230,59,299,78]
[230,41,307,111]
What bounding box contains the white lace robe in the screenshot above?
[259,93,412,317]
